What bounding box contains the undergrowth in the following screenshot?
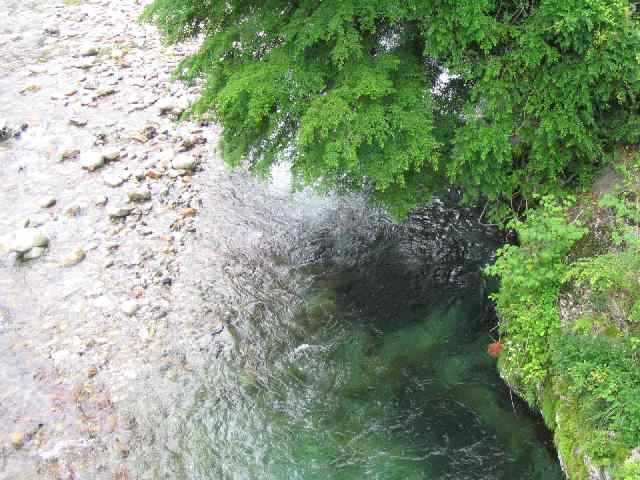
[487,154,640,479]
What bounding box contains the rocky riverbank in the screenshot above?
[491,152,640,480]
[0,0,224,477]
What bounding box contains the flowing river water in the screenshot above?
[131,185,565,480]
[0,0,564,478]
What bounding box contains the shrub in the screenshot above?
[142,0,640,216]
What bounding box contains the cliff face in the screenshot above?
[492,154,640,480]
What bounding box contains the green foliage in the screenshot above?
[619,460,640,480]
[488,173,640,477]
[486,197,586,398]
[552,335,640,455]
[142,0,640,215]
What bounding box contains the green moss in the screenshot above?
[541,385,558,429]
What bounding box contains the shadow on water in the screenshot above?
[147,201,563,480]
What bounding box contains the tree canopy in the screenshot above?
[143,0,640,216]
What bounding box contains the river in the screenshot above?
[129,171,564,479]
[0,0,563,478]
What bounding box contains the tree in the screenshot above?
[143,0,640,217]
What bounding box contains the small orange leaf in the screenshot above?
[487,341,502,359]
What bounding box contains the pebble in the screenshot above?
[0,119,12,142]
[69,117,88,127]
[44,26,60,36]
[65,205,82,217]
[0,228,49,255]
[80,45,99,57]
[127,187,151,203]
[87,366,98,378]
[80,151,105,171]
[182,207,197,217]
[145,169,162,179]
[111,48,124,60]
[156,97,179,115]
[103,172,126,187]
[74,57,96,70]
[10,432,25,449]
[59,247,86,267]
[115,439,129,459]
[121,300,140,317]
[94,87,116,99]
[40,197,56,208]
[59,147,80,161]
[107,205,133,218]
[171,154,196,171]
[103,148,121,162]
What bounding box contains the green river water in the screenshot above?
[147,201,564,480]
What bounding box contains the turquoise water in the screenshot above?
[155,204,563,480]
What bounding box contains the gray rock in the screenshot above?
[127,187,151,203]
[121,300,140,317]
[80,151,105,171]
[171,154,196,171]
[0,228,49,255]
[107,205,133,218]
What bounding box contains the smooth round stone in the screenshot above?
[121,300,140,317]
[171,154,196,171]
